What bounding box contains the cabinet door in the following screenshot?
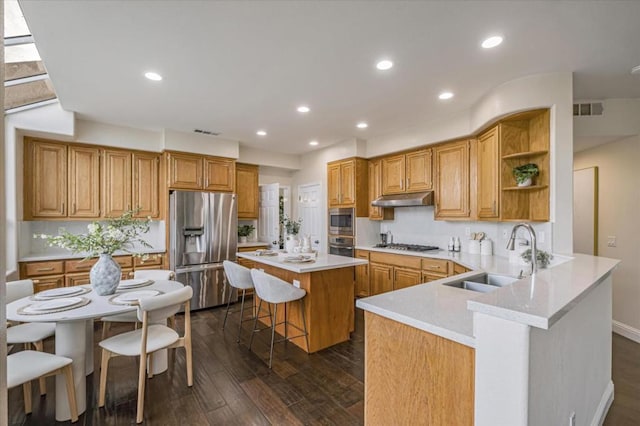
[406,149,432,192]
[132,152,160,218]
[477,127,500,219]
[370,262,393,295]
[103,149,132,217]
[394,267,422,290]
[68,145,101,218]
[24,139,67,218]
[236,163,259,219]
[33,275,65,293]
[369,160,383,220]
[168,152,203,189]
[434,140,470,219]
[204,157,235,192]
[355,250,370,297]
[327,163,341,207]
[339,160,356,206]
[422,272,448,283]
[65,273,91,287]
[381,154,405,195]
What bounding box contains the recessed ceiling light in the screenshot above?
[481,36,503,49]
[356,122,368,129]
[631,65,640,75]
[438,92,454,100]
[309,140,319,146]
[297,105,310,113]
[376,60,393,71]
[144,71,162,81]
[256,130,267,136]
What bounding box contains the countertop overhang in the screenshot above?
[237,251,368,274]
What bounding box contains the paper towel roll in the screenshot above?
[481,239,493,255]
[468,240,480,254]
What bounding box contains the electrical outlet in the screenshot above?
[569,412,576,426]
[465,227,471,237]
[58,226,66,235]
[607,236,617,247]
[538,231,545,244]
[293,279,301,288]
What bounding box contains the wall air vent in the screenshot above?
[573,102,604,117]
[193,129,221,136]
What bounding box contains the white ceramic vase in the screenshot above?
[517,177,532,187]
[90,254,121,295]
[239,236,248,244]
[285,234,299,253]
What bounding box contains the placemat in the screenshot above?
[18,297,91,315]
[109,290,165,306]
[31,286,92,301]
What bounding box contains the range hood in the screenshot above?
[371,191,434,207]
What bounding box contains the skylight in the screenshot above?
[4,0,57,112]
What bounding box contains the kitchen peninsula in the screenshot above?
[356,253,619,426]
[237,252,368,352]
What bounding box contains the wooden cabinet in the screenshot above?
[21,260,65,277]
[32,276,64,293]
[369,251,422,295]
[103,149,132,217]
[24,139,68,219]
[236,163,259,219]
[477,127,500,219]
[327,158,369,216]
[355,250,370,297]
[68,145,101,218]
[370,262,393,296]
[393,267,422,290]
[167,151,235,192]
[434,140,471,220]
[132,152,160,218]
[368,159,394,221]
[381,149,432,195]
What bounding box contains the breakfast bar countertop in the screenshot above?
[237,251,368,274]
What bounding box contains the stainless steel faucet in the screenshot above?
[506,223,537,275]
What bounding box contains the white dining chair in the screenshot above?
[8,350,79,423]
[100,269,176,340]
[98,286,193,424]
[222,260,255,342]
[6,279,56,395]
[249,269,309,369]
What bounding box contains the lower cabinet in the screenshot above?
[393,267,422,290]
[33,275,65,293]
[355,249,370,297]
[370,262,393,296]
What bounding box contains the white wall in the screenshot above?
[239,146,300,170]
[574,98,640,142]
[574,135,640,338]
[76,119,161,151]
[162,128,239,158]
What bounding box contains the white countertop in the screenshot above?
[355,246,619,347]
[237,241,270,248]
[19,248,166,262]
[237,251,368,273]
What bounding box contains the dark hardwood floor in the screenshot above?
[8,301,640,425]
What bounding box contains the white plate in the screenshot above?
[37,287,83,298]
[115,290,160,302]
[31,297,83,311]
[284,256,314,263]
[118,279,152,289]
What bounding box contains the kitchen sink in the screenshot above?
[443,273,519,293]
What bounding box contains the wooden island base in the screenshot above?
[253,264,355,353]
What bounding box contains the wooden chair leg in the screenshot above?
[136,352,147,423]
[186,339,193,387]
[98,349,111,407]
[168,315,176,330]
[147,354,154,379]
[32,340,47,396]
[63,365,79,423]
[22,381,32,414]
[101,321,110,341]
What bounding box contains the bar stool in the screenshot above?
[249,269,309,368]
[222,261,255,342]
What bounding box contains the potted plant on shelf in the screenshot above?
[35,210,152,295]
[512,163,539,187]
[281,215,302,252]
[237,224,255,244]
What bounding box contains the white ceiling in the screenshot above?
[19,1,640,154]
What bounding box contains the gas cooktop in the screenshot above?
[374,243,440,252]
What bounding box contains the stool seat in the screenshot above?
[222,261,256,343]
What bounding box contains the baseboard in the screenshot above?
[612,320,640,344]
[591,380,614,426]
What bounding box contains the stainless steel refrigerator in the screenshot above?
[170,191,238,310]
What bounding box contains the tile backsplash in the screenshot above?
[20,220,166,258]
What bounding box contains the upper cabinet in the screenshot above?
[327,158,369,217]
[368,159,394,221]
[236,163,259,219]
[381,149,432,195]
[24,138,67,219]
[67,146,101,218]
[434,140,471,220]
[132,152,160,218]
[103,149,132,217]
[477,127,500,219]
[166,151,235,192]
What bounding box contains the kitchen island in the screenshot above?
[356,253,619,426]
[237,252,368,353]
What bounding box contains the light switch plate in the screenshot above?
[293,279,301,288]
[607,236,617,247]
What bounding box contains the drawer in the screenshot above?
[134,253,163,268]
[422,272,447,283]
[114,255,133,268]
[238,246,268,252]
[421,258,450,274]
[65,258,97,273]
[21,260,65,277]
[355,249,370,260]
[32,275,65,293]
[65,273,91,287]
[369,252,421,269]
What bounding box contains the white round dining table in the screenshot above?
[6,279,184,422]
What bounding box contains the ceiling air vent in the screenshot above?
[573,102,604,117]
[193,129,221,136]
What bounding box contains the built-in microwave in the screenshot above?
[328,208,354,236]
